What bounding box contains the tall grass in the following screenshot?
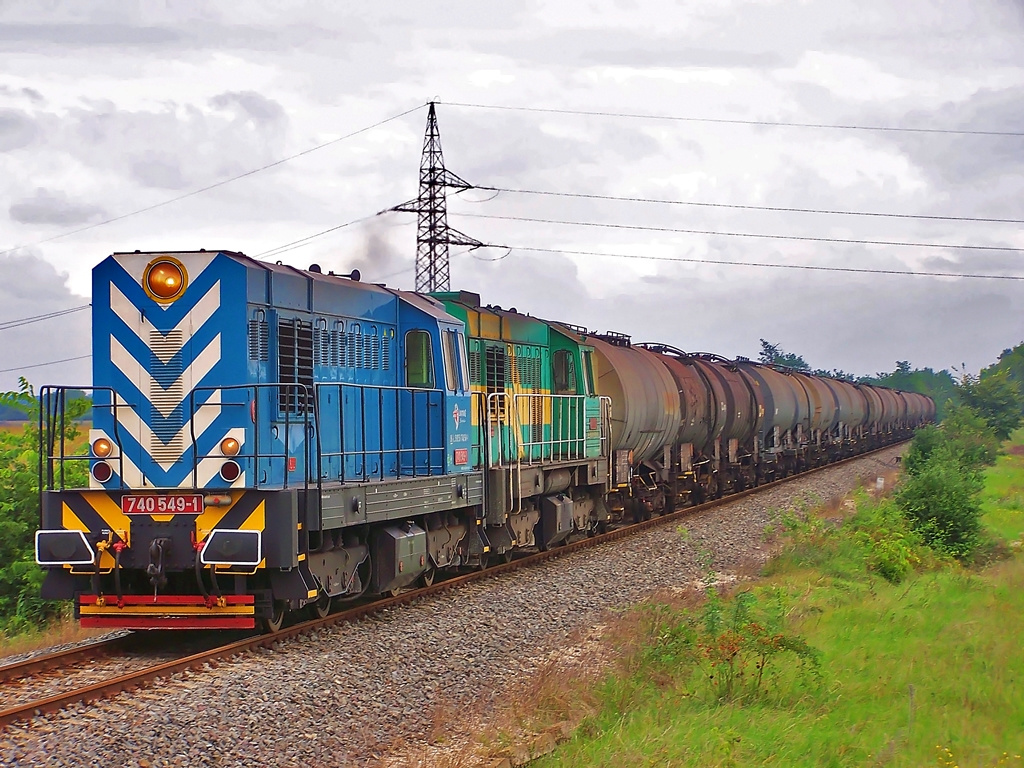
[531,443,1024,767]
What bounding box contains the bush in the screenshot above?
[849,499,925,583]
[0,380,87,634]
[895,447,983,558]
[904,406,999,476]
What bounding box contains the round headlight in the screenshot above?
[220,437,240,457]
[144,259,187,301]
[92,461,113,483]
[92,438,112,458]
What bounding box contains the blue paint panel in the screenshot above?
[91,251,473,493]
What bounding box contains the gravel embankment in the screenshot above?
[0,448,902,767]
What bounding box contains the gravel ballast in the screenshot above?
[0,448,903,767]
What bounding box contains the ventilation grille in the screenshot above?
[279,319,314,413]
[469,349,481,384]
[149,330,184,463]
[322,325,388,370]
[247,318,269,361]
[515,356,542,391]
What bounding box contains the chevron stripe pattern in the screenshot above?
[92,252,245,489]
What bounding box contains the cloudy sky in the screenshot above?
[1,0,1023,389]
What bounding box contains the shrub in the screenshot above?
[850,499,923,583]
[895,447,983,558]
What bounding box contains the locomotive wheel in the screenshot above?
[477,552,490,571]
[501,550,513,564]
[310,593,331,620]
[419,566,436,587]
[262,601,287,633]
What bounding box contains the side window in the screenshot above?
[442,329,458,392]
[581,349,596,396]
[405,330,434,388]
[457,332,470,391]
[552,349,577,395]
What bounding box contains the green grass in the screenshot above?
[535,444,1024,768]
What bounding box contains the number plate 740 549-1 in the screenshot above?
[120,495,204,514]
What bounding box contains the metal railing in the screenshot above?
[39,386,129,494]
[483,391,611,468]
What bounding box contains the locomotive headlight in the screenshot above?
[91,437,112,457]
[220,437,240,456]
[144,258,187,302]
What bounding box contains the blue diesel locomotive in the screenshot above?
[35,251,609,630]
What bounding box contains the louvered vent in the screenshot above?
[149,330,184,463]
[381,335,391,371]
[247,319,269,361]
[278,318,314,413]
[315,328,330,366]
[469,349,481,384]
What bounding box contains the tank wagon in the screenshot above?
[34,252,933,631]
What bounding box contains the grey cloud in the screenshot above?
[129,153,186,190]
[9,188,105,225]
[210,91,287,125]
[0,108,39,150]
[0,23,181,47]
[0,250,91,389]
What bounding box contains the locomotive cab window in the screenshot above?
[457,332,470,392]
[580,350,596,396]
[405,330,434,388]
[442,329,458,392]
[552,350,577,395]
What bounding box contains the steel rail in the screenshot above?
[0,441,904,728]
[0,634,136,685]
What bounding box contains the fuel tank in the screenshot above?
[733,361,803,443]
[588,336,680,462]
[821,378,868,429]
[859,384,885,429]
[789,372,838,432]
[687,355,758,449]
[648,350,716,449]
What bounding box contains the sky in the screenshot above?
[1,0,1023,389]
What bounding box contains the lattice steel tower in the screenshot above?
[394,102,481,292]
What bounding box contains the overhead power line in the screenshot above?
[0,102,428,259]
[0,354,91,374]
[475,185,1024,226]
[455,212,1024,253]
[0,305,89,332]
[442,101,1024,138]
[477,244,1024,281]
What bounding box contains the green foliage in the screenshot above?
[861,362,959,420]
[757,339,810,372]
[0,379,88,634]
[895,447,983,558]
[634,585,821,705]
[905,406,1000,476]
[983,340,1024,396]
[849,499,923,583]
[958,371,1024,441]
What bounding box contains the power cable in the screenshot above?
[456,212,1024,253]
[472,244,1024,281]
[0,354,91,374]
[475,185,1024,226]
[252,209,414,261]
[0,305,90,332]
[442,101,1024,138]
[1,102,427,258]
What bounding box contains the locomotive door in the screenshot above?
[483,342,513,465]
[400,329,444,476]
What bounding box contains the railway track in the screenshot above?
[0,443,903,729]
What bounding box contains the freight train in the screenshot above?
[34,251,934,630]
